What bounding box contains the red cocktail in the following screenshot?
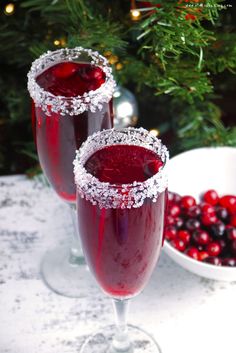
[29,49,115,203]
[74,128,168,353]
[27,48,115,297]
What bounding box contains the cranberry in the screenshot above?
[168,192,181,204]
[204,257,222,266]
[206,242,221,257]
[219,195,236,214]
[181,196,196,209]
[185,247,199,260]
[201,213,218,227]
[230,214,236,227]
[192,229,211,245]
[164,226,177,241]
[225,227,236,241]
[166,215,175,226]
[222,258,236,267]
[174,217,184,229]
[200,203,215,215]
[230,239,236,256]
[178,230,191,243]
[90,67,105,81]
[218,239,228,255]
[169,204,181,217]
[186,205,201,218]
[53,62,78,78]
[171,239,186,252]
[198,251,209,261]
[210,221,225,239]
[185,218,201,231]
[215,206,229,222]
[202,189,219,206]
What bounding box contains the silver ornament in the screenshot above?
[113,86,138,128]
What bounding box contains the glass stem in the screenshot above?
[67,203,84,265]
[111,298,133,353]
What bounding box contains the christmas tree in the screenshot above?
[0,0,235,174]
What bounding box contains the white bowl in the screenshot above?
[163,146,236,281]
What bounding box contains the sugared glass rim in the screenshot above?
[73,127,169,209]
[27,47,116,116]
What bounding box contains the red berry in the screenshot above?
[230,214,236,227]
[204,257,222,266]
[53,62,78,78]
[206,242,221,257]
[192,229,211,245]
[171,238,186,252]
[178,230,191,243]
[200,203,215,215]
[222,258,236,267]
[201,213,218,227]
[230,239,236,256]
[165,226,177,241]
[186,247,199,260]
[185,218,201,231]
[186,205,201,218]
[181,195,196,209]
[199,251,209,262]
[169,204,181,218]
[166,215,175,226]
[174,217,184,229]
[202,189,219,206]
[219,195,236,214]
[215,206,229,222]
[226,227,236,241]
[168,192,181,204]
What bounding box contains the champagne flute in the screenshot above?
[27,47,115,297]
[73,127,168,352]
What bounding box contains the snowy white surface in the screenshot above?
[0,175,235,353]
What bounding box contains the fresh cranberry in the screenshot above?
[192,229,211,245]
[178,230,191,243]
[210,221,225,239]
[225,227,236,241]
[198,251,209,261]
[171,238,186,252]
[90,67,105,81]
[206,242,221,257]
[169,204,181,217]
[230,239,236,256]
[204,257,222,266]
[181,195,196,209]
[186,205,201,218]
[219,195,236,214]
[200,203,215,215]
[166,215,175,226]
[174,217,184,229]
[230,214,236,227]
[185,218,201,231]
[164,226,177,241]
[53,62,78,78]
[215,206,229,222]
[168,192,181,204]
[202,189,219,206]
[218,239,228,255]
[222,258,236,267]
[201,213,218,227]
[185,247,199,260]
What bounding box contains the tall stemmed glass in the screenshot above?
[73,127,168,353]
[27,47,115,297]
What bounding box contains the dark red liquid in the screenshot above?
[33,62,113,203]
[77,145,167,298]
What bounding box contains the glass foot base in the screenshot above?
[40,246,94,298]
[80,325,162,353]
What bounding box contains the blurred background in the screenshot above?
[0,0,235,176]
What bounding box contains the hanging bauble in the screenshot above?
[113,86,138,128]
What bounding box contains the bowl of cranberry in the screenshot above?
[163,146,236,281]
